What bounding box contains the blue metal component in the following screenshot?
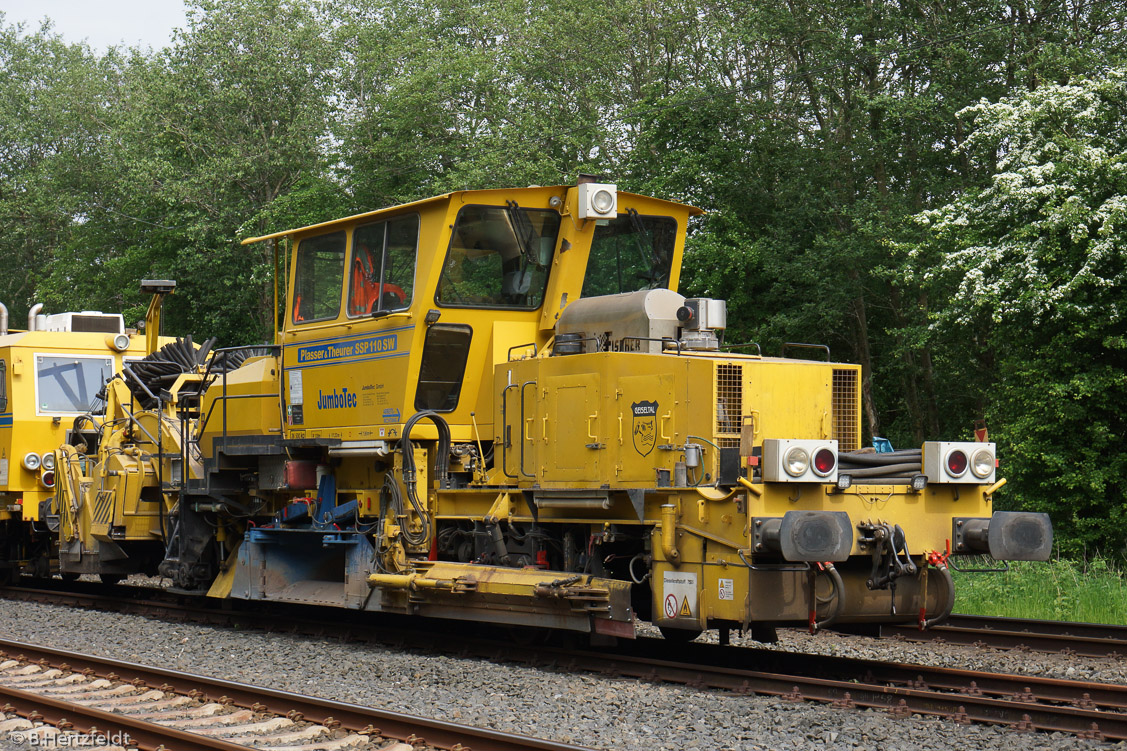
[872,437,893,453]
[277,499,313,525]
[232,527,374,608]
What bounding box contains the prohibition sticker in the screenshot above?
[718,578,734,601]
[662,570,697,620]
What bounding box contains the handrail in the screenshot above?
[620,336,682,355]
[781,342,830,361]
[194,344,282,457]
[507,342,537,361]
[551,334,602,355]
[721,341,763,357]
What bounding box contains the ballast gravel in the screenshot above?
[0,593,1121,751]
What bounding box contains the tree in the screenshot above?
[0,17,121,323]
[39,0,345,345]
[911,71,1127,551]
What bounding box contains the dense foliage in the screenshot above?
[1,0,1124,550]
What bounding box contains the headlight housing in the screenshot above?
[576,182,618,219]
[22,452,41,471]
[763,439,838,483]
[41,452,55,471]
[923,441,995,484]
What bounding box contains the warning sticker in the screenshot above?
[661,570,698,620]
[718,578,734,601]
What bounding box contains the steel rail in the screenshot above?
[3,583,1126,740]
[885,614,1127,658]
[0,638,596,751]
[0,682,250,751]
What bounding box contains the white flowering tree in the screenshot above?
[912,72,1127,552]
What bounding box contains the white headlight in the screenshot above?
[784,447,809,477]
[576,182,618,219]
[592,189,615,214]
[22,452,41,471]
[41,452,55,470]
[105,333,131,352]
[971,448,994,479]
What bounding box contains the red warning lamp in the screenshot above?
[946,449,968,477]
[812,448,837,476]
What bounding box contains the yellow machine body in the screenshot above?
[0,326,149,525]
[39,182,1050,639]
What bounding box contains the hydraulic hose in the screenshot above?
[812,563,845,633]
[921,564,956,629]
[398,410,452,549]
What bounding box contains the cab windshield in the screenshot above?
[436,205,561,309]
[581,213,677,297]
[36,355,112,414]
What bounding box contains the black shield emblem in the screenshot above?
[632,400,658,457]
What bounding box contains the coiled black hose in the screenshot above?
[123,337,249,408]
[397,410,452,548]
[839,449,922,480]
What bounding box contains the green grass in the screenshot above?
[952,557,1127,624]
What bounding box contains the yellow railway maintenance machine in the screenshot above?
[55,181,1051,640]
[0,299,159,583]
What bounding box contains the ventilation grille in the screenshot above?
[71,315,123,333]
[716,363,742,448]
[832,368,859,451]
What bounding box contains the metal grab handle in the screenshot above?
[660,412,672,442]
[742,412,759,442]
[519,381,536,478]
[587,414,598,440]
[500,383,519,479]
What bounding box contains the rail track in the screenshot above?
[2,581,1126,742]
[885,614,1127,658]
[0,637,596,751]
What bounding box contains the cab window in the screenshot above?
[348,215,419,317]
[415,324,472,412]
[292,231,346,324]
[436,205,561,309]
[36,355,112,414]
[581,213,677,297]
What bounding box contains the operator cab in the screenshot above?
[244,180,700,447]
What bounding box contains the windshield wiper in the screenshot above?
[505,200,542,268]
[626,208,662,284]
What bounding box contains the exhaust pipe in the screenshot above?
[27,303,43,332]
